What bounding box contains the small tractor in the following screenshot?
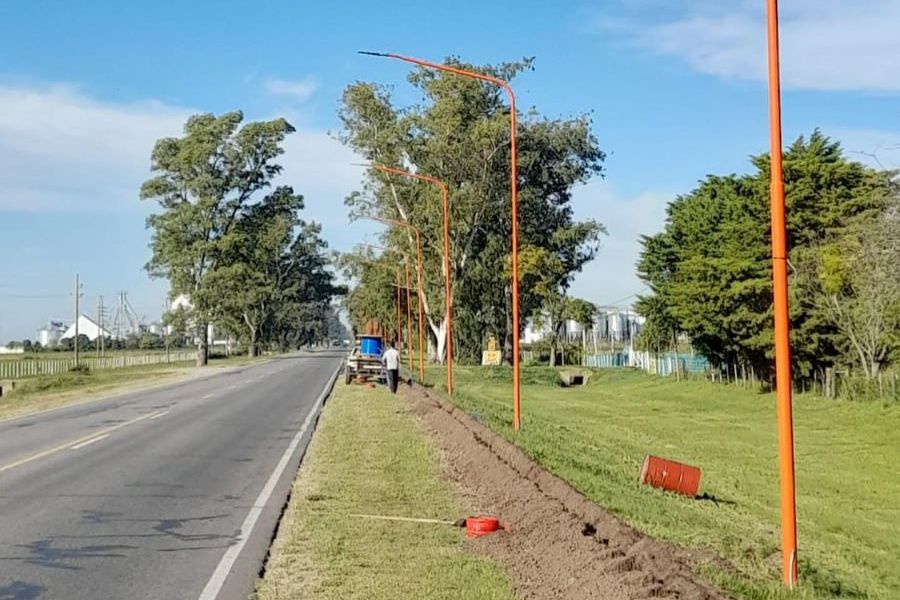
[344,334,386,384]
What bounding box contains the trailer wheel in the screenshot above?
[344,366,353,385]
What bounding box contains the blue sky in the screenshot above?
[2,0,899,341]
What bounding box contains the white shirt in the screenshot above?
[382,347,400,370]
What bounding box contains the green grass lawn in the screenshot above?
[255,382,515,600]
[429,366,898,600]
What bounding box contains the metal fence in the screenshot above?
[584,351,710,377]
[0,351,197,379]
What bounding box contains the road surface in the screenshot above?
[0,352,344,600]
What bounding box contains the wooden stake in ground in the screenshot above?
[348,513,463,526]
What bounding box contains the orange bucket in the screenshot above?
[466,516,501,538]
[640,455,701,497]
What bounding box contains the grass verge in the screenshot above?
[431,366,898,600]
[0,355,265,421]
[255,382,515,600]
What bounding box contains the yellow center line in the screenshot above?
[0,409,168,476]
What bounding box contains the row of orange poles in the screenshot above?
[358,259,410,366]
[367,164,453,395]
[360,53,521,427]
[359,24,798,589]
[358,243,416,375]
[363,216,426,383]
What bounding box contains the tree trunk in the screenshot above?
[431,319,448,364]
[248,327,258,358]
[196,324,209,367]
[549,338,557,367]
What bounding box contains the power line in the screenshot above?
[0,293,68,299]
[597,287,649,308]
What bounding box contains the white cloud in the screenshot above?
[599,0,900,92]
[568,181,671,307]
[277,128,372,251]
[264,77,319,103]
[0,84,191,212]
[0,84,363,222]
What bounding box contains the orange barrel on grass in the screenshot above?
[640,455,701,497]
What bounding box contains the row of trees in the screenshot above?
[637,132,899,386]
[340,58,604,364]
[142,112,343,365]
[6,335,182,353]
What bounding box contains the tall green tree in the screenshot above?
[800,198,900,378]
[340,58,605,363]
[339,249,403,340]
[637,131,897,385]
[141,112,296,365]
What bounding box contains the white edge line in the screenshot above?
[149,410,170,420]
[70,433,110,451]
[197,360,342,600]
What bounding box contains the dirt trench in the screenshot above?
[402,385,731,600]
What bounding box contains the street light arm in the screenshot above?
[360,51,514,97]
[370,163,449,196]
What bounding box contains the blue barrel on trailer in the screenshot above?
[359,335,384,357]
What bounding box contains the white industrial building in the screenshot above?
[60,315,113,342]
[523,307,644,348]
[523,314,591,344]
[592,307,643,346]
[37,320,68,348]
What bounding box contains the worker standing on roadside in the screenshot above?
[382,339,400,394]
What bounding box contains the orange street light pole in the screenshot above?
[361,52,521,429]
[358,243,415,373]
[766,0,798,588]
[361,215,426,383]
[396,269,402,353]
[369,162,453,396]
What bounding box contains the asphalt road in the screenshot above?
[0,352,344,600]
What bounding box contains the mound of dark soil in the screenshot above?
[404,386,731,600]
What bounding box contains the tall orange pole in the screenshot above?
[403,260,413,371]
[362,215,426,383]
[370,163,453,396]
[361,52,520,429]
[396,269,402,350]
[766,0,798,588]
[358,243,414,373]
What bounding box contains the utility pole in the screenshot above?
[73,274,81,368]
[97,296,106,358]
